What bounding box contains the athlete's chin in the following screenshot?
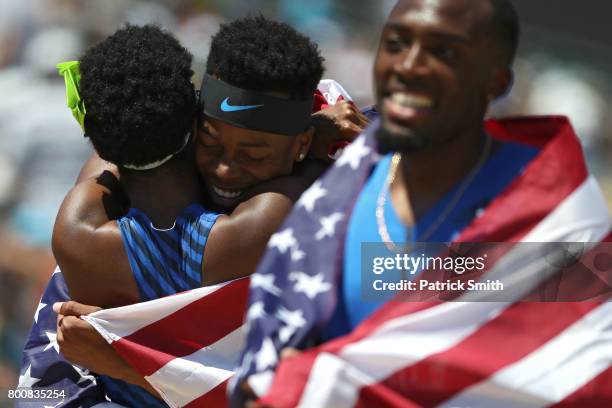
[201,186,240,213]
[210,194,242,213]
[376,120,430,154]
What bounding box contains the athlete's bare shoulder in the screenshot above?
[52,171,139,308]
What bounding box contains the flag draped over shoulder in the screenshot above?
[231,116,612,407]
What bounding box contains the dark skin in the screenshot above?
[240,0,515,405]
[54,104,367,399]
[53,149,312,307]
[199,102,369,212]
[375,0,512,225]
[53,102,364,306]
[53,143,204,307]
[55,301,163,396]
[53,152,313,398]
[199,119,319,286]
[198,104,369,285]
[197,117,312,212]
[309,99,370,161]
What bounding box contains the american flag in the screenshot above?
[16,79,357,408]
[19,266,250,408]
[18,114,611,407]
[230,116,612,407]
[81,277,250,407]
[18,268,106,408]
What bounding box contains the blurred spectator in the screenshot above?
[0,0,33,68]
[123,1,177,30]
[176,12,225,82]
[0,27,92,247]
[324,41,375,107]
[0,27,91,392]
[279,0,346,48]
[525,62,606,151]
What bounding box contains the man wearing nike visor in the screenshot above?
[42,16,371,407]
[195,16,370,213]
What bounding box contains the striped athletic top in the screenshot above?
[99,203,220,407]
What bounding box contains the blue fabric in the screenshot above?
[323,141,540,339]
[231,116,586,407]
[232,119,385,407]
[118,204,219,301]
[98,204,220,407]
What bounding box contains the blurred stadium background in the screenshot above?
[0,0,610,398]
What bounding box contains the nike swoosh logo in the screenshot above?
[220,98,264,112]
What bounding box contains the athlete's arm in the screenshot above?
[54,152,131,308]
[52,165,325,401]
[201,102,367,285]
[202,159,326,285]
[52,170,138,308]
[54,157,323,304]
[53,155,322,305]
[75,153,119,183]
[54,103,365,303]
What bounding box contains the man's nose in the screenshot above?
[395,43,429,78]
[213,157,240,182]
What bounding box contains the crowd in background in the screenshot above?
[0,0,610,394]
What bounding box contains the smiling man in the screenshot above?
[49,21,325,407]
[232,0,611,406]
[195,15,323,213]
[19,17,369,408]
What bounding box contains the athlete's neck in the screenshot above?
[120,155,204,229]
[390,126,494,226]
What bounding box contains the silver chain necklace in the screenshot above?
[376,136,493,252]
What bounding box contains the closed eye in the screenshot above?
[430,45,456,61]
[242,154,270,163]
[197,129,221,148]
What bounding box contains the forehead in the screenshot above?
[204,117,292,147]
[387,0,492,38]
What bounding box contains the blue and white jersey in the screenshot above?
[119,204,220,301]
[99,203,220,407]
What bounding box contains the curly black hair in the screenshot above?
[79,25,196,167]
[206,15,325,100]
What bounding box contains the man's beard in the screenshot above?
[375,122,431,154]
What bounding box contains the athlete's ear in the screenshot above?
[294,125,314,162]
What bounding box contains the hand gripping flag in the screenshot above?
[232,116,612,407]
[82,278,250,408]
[19,79,357,408]
[18,267,107,408]
[20,271,251,408]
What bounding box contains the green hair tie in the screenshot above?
[57,61,86,132]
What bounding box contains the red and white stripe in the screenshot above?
[79,80,353,408]
[83,277,250,408]
[257,117,612,408]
